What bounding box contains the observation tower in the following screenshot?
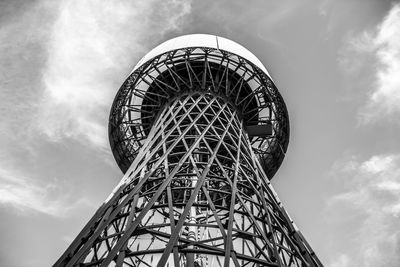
[55,34,322,267]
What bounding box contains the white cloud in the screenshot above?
[360,154,395,174]
[343,4,400,124]
[0,1,54,144]
[326,154,400,266]
[0,164,91,217]
[0,0,193,219]
[37,0,192,149]
[329,253,350,267]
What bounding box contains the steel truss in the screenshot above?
[55,92,321,267]
[55,43,322,266]
[108,46,289,179]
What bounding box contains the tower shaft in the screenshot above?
[55,92,321,266]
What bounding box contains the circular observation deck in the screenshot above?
[109,34,289,179]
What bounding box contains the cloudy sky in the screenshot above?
[1,0,399,266]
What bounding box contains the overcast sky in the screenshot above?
[1,0,399,266]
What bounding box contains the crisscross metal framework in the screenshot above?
[109,46,289,179]
[55,40,323,267]
[55,92,321,267]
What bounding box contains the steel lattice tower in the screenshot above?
[55,34,322,267]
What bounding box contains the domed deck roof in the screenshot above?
[132,34,270,77]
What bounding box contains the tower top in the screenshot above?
[109,34,290,178]
[132,34,270,76]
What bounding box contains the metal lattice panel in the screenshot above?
[55,92,321,267]
[109,46,289,179]
[55,35,322,267]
